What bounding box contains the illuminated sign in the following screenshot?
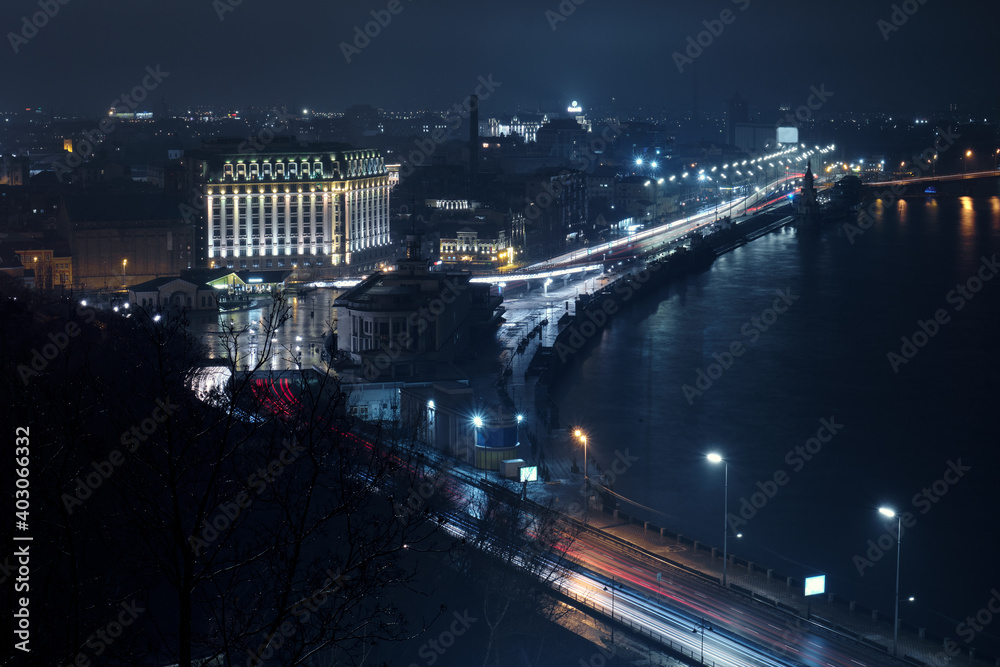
[520,466,538,482]
[777,126,799,144]
[804,575,826,597]
[567,100,582,113]
[248,278,263,283]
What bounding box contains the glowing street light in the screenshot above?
[707,453,729,587]
[878,506,902,657]
[573,429,588,486]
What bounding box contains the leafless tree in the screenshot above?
[457,480,576,667]
[1,286,451,666]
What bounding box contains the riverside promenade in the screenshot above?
[524,431,996,667]
[487,212,996,667]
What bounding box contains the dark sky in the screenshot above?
[2,0,998,116]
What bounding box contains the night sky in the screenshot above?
[3,0,999,116]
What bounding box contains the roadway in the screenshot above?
[238,346,907,667]
[561,525,900,667]
[468,173,805,288]
[867,168,1000,186]
[429,459,904,667]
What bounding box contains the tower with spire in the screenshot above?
[795,161,821,228]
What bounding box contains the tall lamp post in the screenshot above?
[473,415,485,481]
[963,150,973,173]
[573,429,588,487]
[693,618,711,663]
[879,507,902,657]
[122,257,127,288]
[707,453,728,587]
[574,429,589,522]
[603,576,618,644]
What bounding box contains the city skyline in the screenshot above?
[3,1,1000,666]
[2,0,999,116]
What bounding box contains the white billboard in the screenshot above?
[777,126,799,145]
[519,466,538,482]
[804,574,826,597]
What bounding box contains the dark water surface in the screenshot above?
[555,192,1000,653]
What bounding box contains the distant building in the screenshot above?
[615,175,655,221]
[400,381,477,462]
[179,139,391,273]
[425,199,480,212]
[565,101,593,134]
[333,235,502,380]
[490,113,548,143]
[535,117,589,163]
[726,93,749,146]
[734,123,778,154]
[522,168,588,259]
[438,224,509,267]
[587,166,616,209]
[861,156,887,179]
[386,163,401,188]
[11,244,72,290]
[61,194,195,290]
[0,249,25,282]
[0,156,29,186]
[129,276,220,311]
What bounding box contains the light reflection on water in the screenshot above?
[554,194,1000,649]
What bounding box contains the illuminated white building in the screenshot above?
[424,199,480,211]
[490,113,548,143]
[438,226,509,265]
[184,141,391,270]
[566,100,592,133]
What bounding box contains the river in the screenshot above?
[554,190,1000,655]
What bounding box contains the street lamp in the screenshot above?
[122,258,127,287]
[879,507,902,657]
[573,428,588,487]
[574,428,590,522]
[964,150,973,173]
[473,415,488,481]
[603,576,619,644]
[707,453,728,587]
[693,618,712,663]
